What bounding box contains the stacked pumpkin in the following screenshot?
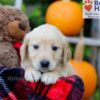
[69,33,97,100]
[45,0,97,99]
[45,0,84,36]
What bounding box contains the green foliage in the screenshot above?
[93,89,100,100]
[79,1,82,8]
[28,4,45,28]
[23,0,53,5]
[0,0,14,5]
[84,47,92,57]
[28,3,49,29]
[23,0,54,29]
[22,3,26,12]
[70,44,92,61]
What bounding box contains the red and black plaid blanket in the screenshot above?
[0,67,84,100]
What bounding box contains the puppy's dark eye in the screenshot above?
[33,45,39,49]
[52,46,58,51]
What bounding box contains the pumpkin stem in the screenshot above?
[74,28,84,62]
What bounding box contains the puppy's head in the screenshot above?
[20,24,71,72]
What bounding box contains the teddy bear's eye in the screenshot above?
[52,46,59,51]
[33,45,39,50]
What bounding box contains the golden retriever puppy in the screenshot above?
[20,24,75,85]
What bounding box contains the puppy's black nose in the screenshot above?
[40,60,50,68]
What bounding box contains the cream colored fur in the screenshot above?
[20,24,76,85]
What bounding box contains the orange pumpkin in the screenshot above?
[69,33,97,99]
[70,60,97,99]
[45,0,84,36]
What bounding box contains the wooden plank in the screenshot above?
[14,0,23,10]
[91,19,98,67]
[91,19,100,99]
[95,19,100,96]
[66,37,100,47]
[97,48,100,85]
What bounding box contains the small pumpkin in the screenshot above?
[69,31,97,99]
[45,0,84,36]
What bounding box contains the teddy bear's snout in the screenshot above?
[18,22,27,31]
[7,20,27,40]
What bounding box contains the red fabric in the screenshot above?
[13,42,22,49]
[12,42,22,61]
[0,67,84,100]
[27,76,84,100]
[27,78,74,100]
[47,79,73,100]
[8,92,17,100]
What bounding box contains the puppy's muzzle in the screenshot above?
[40,60,50,68]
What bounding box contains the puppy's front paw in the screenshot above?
[25,68,41,82]
[41,72,60,85]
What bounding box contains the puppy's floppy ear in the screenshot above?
[62,36,71,66]
[20,33,30,68]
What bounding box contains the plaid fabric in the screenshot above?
[0,67,84,100]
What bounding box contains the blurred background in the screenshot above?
[0,0,100,100]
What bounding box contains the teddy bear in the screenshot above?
[0,5,30,68]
